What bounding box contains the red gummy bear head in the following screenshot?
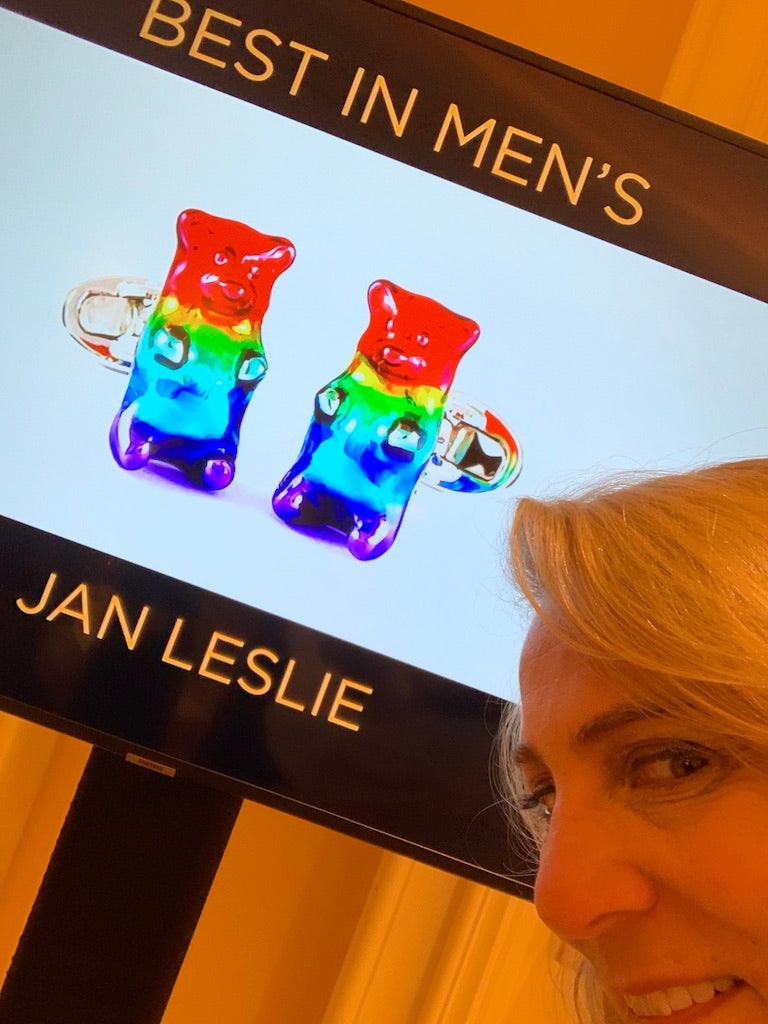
[165,209,295,325]
[357,280,479,391]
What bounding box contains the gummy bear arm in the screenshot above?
[384,416,428,457]
[393,415,427,438]
[315,383,348,420]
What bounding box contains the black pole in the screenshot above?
[0,746,242,1024]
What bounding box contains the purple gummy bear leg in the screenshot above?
[347,510,401,561]
[272,473,311,522]
[109,409,151,471]
[198,457,235,491]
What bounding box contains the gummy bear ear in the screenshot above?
[264,242,296,273]
[176,209,206,250]
[462,317,481,349]
[368,279,399,318]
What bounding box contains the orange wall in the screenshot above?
[409,0,696,97]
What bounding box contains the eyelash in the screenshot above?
[519,781,555,821]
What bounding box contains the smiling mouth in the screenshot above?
[625,977,742,1018]
[380,346,426,374]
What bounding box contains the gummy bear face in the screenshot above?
[357,280,479,391]
[165,209,295,326]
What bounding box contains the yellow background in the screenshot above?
[2,1,766,1020]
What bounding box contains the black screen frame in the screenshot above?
[2,0,768,898]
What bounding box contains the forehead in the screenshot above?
[518,617,636,748]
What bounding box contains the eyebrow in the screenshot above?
[512,704,671,768]
[576,704,671,747]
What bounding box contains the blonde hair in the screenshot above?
[500,458,768,1022]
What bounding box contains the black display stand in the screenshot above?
[0,747,242,1024]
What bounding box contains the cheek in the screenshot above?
[665,794,768,936]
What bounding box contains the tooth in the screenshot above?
[626,994,652,1017]
[626,978,737,1018]
[646,992,673,1017]
[667,987,694,1012]
[689,982,716,1004]
[713,977,736,994]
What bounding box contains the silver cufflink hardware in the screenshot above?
[423,393,522,494]
[63,276,159,372]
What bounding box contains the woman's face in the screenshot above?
[516,616,768,1023]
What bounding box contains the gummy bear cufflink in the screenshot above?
[272,279,520,559]
[67,209,295,490]
[63,215,522,559]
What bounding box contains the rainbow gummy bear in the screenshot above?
[110,209,294,489]
[273,280,479,560]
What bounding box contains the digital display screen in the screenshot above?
[2,0,767,891]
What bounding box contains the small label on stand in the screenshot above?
[125,753,177,777]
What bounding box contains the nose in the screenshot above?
[220,280,246,301]
[534,803,658,942]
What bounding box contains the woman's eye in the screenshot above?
[624,742,732,797]
[520,782,555,822]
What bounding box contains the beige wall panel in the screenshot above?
[663,0,768,139]
[0,718,89,985]
[409,0,696,97]
[161,802,383,1023]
